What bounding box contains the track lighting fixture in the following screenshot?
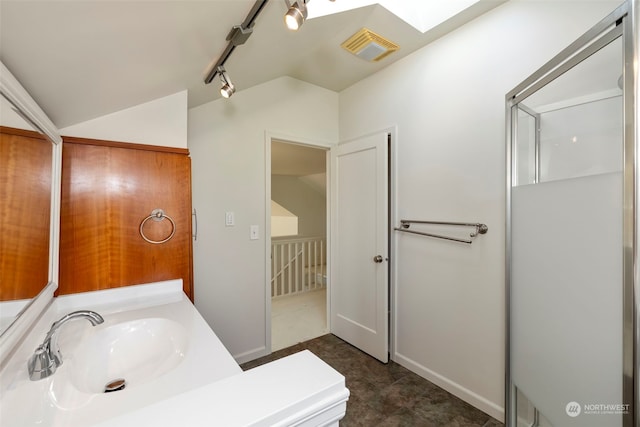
[217,66,235,98]
[203,0,269,94]
[284,0,308,31]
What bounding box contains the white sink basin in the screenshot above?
[0,281,243,427]
[69,318,188,394]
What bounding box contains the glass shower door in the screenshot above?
[507,5,634,426]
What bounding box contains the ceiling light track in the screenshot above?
[203,0,270,87]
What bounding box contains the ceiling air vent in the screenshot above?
[341,28,399,62]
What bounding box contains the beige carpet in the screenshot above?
[271,288,328,351]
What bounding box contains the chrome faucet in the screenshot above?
[28,310,104,381]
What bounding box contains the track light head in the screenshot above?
[284,0,308,31]
[220,82,235,98]
[217,66,236,99]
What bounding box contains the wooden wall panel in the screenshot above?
[59,140,193,299]
[0,127,51,301]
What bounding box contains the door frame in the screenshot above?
[264,130,333,353]
[263,127,397,358]
[386,126,398,360]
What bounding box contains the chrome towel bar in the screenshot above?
[394,220,488,244]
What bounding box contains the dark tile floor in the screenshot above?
[241,334,504,427]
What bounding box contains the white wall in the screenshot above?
[271,200,299,237]
[1,96,34,130]
[339,0,621,421]
[271,174,326,238]
[188,76,338,362]
[60,91,188,148]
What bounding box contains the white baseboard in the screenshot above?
[393,352,504,423]
[234,345,269,365]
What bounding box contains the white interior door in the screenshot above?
[330,132,388,363]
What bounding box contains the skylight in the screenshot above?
[307,0,483,33]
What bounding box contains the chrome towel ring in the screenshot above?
[139,209,176,244]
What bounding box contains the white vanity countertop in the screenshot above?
[0,280,349,427]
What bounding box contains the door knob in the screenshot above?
[373,255,384,263]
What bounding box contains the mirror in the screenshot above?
[0,62,62,339]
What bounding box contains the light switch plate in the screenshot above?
[250,225,259,240]
[225,211,234,226]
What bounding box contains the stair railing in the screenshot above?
[271,237,326,298]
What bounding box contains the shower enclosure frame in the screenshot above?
[505,1,638,426]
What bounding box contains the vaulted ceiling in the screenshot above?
[271,140,326,176]
[0,0,504,128]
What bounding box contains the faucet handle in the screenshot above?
[27,310,104,381]
[28,345,57,381]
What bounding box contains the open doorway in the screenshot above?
[269,139,329,351]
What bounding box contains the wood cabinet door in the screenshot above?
[0,128,51,301]
[59,140,193,299]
